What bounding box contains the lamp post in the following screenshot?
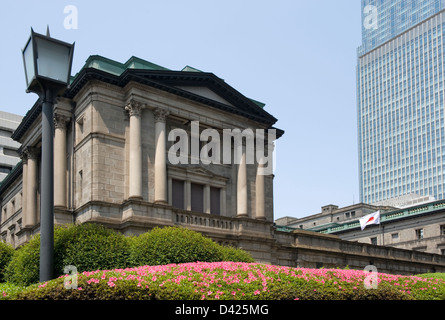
[22,27,75,282]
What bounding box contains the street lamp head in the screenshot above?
[22,27,75,97]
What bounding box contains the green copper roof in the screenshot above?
[315,200,445,234]
[70,55,267,109]
[73,55,170,79]
[181,65,204,72]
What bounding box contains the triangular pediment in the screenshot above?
[66,55,279,126]
[174,86,235,107]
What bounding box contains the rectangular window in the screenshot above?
[191,183,204,213]
[172,179,185,210]
[440,225,445,236]
[210,187,220,215]
[391,233,399,240]
[371,237,378,245]
[415,228,424,240]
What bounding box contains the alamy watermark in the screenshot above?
[64,5,78,30]
[363,265,378,290]
[363,5,378,31]
[168,121,276,176]
[63,265,78,289]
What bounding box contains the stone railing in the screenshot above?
[174,211,235,231]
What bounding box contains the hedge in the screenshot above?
[0,241,14,283]
[4,224,254,286]
[129,226,254,267]
[4,223,132,286]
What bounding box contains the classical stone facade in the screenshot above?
[277,200,445,255]
[1,55,445,275]
[0,55,282,264]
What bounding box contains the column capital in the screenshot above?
[24,147,39,160]
[19,150,28,163]
[153,108,170,123]
[125,100,144,117]
[54,114,69,130]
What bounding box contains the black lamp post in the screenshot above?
[22,27,75,282]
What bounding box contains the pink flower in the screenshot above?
[254,290,261,295]
[107,281,115,287]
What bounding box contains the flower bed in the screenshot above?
[5,262,445,300]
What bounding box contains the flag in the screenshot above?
[359,211,380,231]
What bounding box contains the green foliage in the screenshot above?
[3,224,254,287]
[130,227,254,267]
[0,282,27,300]
[11,262,443,301]
[417,273,445,280]
[219,245,255,263]
[130,226,222,266]
[53,223,132,275]
[0,241,14,283]
[4,235,41,286]
[5,223,132,286]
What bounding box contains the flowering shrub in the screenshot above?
[8,262,445,300]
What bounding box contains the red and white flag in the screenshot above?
[359,211,380,231]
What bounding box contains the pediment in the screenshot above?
[174,86,235,107]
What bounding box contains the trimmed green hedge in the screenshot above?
[129,226,254,267]
[0,241,14,283]
[4,223,132,286]
[4,224,254,286]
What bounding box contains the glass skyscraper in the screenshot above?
[357,0,445,204]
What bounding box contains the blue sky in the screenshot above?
[0,1,362,219]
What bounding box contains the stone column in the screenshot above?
[237,147,248,217]
[154,108,169,203]
[220,188,227,216]
[185,180,191,211]
[54,114,68,208]
[255,160,266,220]
[125,101,143,200]
[20,152,28,225]
[25,147,38,228]
[204,185,211,214]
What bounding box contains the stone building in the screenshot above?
[0,111,22,182]
[0,55,283,263]
[276,200,445,255]
[2,54,445,275]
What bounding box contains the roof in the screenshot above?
[0,161,23,196]
[314,199,445,234]
[65,55,281,127]
[12,54,284,142]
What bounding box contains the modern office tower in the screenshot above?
[0,111,22,182]
[357,0,445,204]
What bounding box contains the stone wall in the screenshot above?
[274,229,445,275]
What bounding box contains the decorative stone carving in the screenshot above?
[125,100,143,117]
[54,114,68,130]
[24,146,39,160]
[153,108,169,122]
